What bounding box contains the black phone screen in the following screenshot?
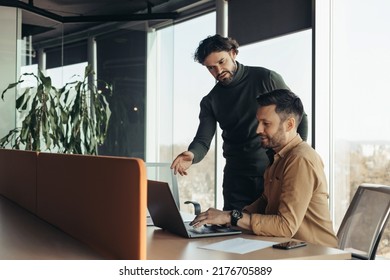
[272,241,307,250]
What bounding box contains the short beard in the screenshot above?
[218,71,235,85]
[260,123,286,149]
[217,59,237,85]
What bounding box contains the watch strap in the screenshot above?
[230,209,243,226]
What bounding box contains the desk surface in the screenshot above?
[0,195,350,260]
[0,196,104,260]
[147,226,351,260]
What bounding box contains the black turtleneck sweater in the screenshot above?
[188,62,308,176]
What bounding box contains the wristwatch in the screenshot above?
[230,209,243,226]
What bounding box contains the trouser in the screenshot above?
[222,172,264,211]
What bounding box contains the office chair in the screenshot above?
[337,183,390,260]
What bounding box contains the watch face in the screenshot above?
[232,210,240,218]
[231,210,243,226]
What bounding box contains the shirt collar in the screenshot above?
[274,134,303,161]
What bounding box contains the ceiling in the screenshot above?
[0,0,214,45]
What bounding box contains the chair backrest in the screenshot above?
[145,162,180,209]
[337,183,390,259]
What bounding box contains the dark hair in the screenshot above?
[256,89,304,125]
[194,34,239,64]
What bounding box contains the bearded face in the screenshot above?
[203,50,237,86]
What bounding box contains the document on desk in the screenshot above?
[199,238,278,254]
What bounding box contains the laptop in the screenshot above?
[147,180,242,238]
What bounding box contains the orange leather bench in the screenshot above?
[0,148,147,260]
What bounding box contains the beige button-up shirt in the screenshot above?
[243,134,338,247]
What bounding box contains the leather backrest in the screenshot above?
[37,152,147,260]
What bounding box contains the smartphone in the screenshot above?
[272,241,307,250]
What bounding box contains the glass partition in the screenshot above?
[2,6,152,157]
[152,12,217,211]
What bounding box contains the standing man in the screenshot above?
[171,34,308,210]
[190,89,337,247]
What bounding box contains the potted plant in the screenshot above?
[0,65,112,155]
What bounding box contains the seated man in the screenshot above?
[190,89,338,247]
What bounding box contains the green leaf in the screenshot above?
[1,81,22,100]
[61,110,69,124]
[21,91,33,111]
[0,128,19,148]
[85,64,94,77]
[38,69,52,92]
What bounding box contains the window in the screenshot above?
[149,12,216,211]
[317,0,390,259]
[239,29,312,145]
[150,14,312,212]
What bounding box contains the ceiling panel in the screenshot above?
[1,0,214,45]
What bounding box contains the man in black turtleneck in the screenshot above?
[171,34,308,211]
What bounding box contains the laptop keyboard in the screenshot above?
[188,224,234,234]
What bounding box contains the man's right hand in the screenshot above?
[170,151,194,176]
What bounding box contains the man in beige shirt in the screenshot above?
[190,89,338,247]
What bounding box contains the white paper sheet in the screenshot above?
[199,238,278,254]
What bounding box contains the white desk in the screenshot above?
[147,226,351,260]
